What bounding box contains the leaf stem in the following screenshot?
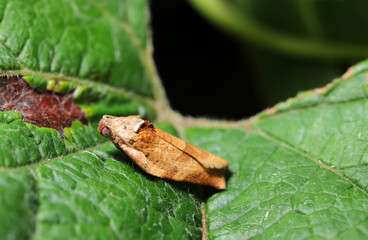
[201,201,208,240]
[189,0,368,60]
[295,0,323,39]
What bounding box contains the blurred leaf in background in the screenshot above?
[186,0,368,107]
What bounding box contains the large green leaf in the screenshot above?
[186,62,368,239]
[2,0,368,240]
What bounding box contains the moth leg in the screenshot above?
[120,144,149,171]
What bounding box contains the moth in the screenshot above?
[98,115,229,189]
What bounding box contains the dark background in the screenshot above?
[150,1,366,121]
[150,0,264,120]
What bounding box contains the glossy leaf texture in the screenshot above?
[186,61,368,239]
[0,0,202,239]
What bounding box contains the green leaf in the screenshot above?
[0,0,152,96]
[33,143,201,239]
[0,169,38,240]
[185,62,368,239]
[2,0,368,239]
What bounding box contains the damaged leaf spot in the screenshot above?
[0,76,87,136]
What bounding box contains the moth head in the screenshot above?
[101,127,112,138]
[112,115,146,133]
[98,115,148,142]
[98,115,116,138]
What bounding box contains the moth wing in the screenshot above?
[153,128,229,170]
[120,144,150,171]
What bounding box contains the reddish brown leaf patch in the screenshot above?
[0,76,87,136]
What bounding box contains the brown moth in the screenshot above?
[98,115,229,189]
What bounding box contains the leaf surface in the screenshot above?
[185,61,368,239]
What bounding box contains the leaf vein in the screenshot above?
[253,129,368,197]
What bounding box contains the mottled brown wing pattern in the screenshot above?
[130,128,226,189]
[98,115,229,189]
[153,128,229,170]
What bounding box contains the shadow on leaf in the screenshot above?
[106,147,230,201]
